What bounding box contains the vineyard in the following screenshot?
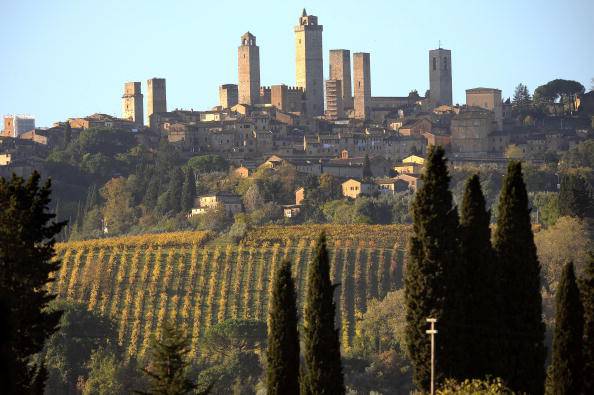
[51,225,410,358]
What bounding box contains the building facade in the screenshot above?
[429,48,452,106]
[2,115,35,138]
[329,49,353,110]
[353,52,371,120]
[121,81,144,126]
[466,88,503,130]
[295,9,324,116]
[219,84,239,109]
[238,32,261,105]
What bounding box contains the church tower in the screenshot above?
[238,32,260,105]
[295,9,324,116]
[429,48,452,106]
[122,81,143,126]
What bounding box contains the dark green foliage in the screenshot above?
[138,322,207,395]
[558,173,592,218]
[363,154,372,178]
[166,168,184,214]
[0,171,66,393]
[582,253,594,394]
[550,262,583,395]
[186,154,229,174]
[302,233,345,394]
[493,161,546,394]
[404,145,461,390]
[458,174,497,379]
[203,319,266,358]
[267,259,300,395]
[181,168,196,212]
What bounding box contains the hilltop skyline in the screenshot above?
[2,0,593,126]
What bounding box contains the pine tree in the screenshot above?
[180,168,196,213]
[493,161,546,394]
[166,168,184,214]
[137,321,209,395]
[550,262,583,395]
[582,252,594,394]
[558,173,593,219]
[267,259,300,395]
[0,171,66,393]
[404,145,461,390]
[301,233,344,395]
[458,174,497,379]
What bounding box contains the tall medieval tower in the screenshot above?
[429,48,452,106]
[294,9,324,116]
[353,52,371,120]
[122,81,144,126]
[329,49,353,110]
[238,32,260,105]
[147,78,167,128]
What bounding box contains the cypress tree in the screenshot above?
[0,172,66,393]
[558,173,593,219]
[267,259,300,395]
[582,252,594,394]
[181,168,196,212]
[166,168,184,214]
[493,161,546,394]
[404,145,461,390]
[301,233,344,395]
[550,262,584,395]
[362,154,372,178]
[458,174,497,379]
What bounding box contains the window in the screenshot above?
[433,57,437,71]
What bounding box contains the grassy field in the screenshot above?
[51,225,411,358]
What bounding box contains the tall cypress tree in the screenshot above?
[550,262,584,395]
[267,259,300,395]
[362,154,372,179]
[493,161,546,394]
[301,233,344,395]
[404,145,461,390]
[458,174,497,379]
[582,252,594,394]
[181,168,196,212]
[166,168,184,214]
[0,172,66,393]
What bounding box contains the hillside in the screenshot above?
[51,225,411,359]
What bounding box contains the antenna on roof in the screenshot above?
[438,40,441,49]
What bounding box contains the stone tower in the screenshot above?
[219,84,239,109]
[429,48,452,106]
[147,78,167,128]
[294,9,324,116]
[325,79,344,120]
[329,49,353,110]
[238,32,260,105]
[353,52,371,120]
[122,81,144,126]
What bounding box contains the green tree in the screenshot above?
[558,173,592,219]
[186,155,229,174]
[138,322,207,395]
[437,377,513,394]
[267,259,300,395]
[181,168,196,212]
[83,349,123,395]
[166,168,184,214]
[301,233,345,394]
[404,146,461,389]
[512,83,532,115]
[549,262,584,395]
[101,176,136,234]
[0,171,66,393]
[458,174,497,379]
[493,161,546,394]
[582,253,594,394]
[362,154,372,178]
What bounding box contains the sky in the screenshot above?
[1,0,593,127]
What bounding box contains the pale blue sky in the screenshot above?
[1,0,593,127]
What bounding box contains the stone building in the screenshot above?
[238,32,260,105]
[329,49,353,110]
[450,107,495,153]
[270,85,305,113]
[429,48,452,106]
[121,81,144,126]
[466,88,503,130]
[219,84,238,109]
[353,52,371,120]
[147,78,167,129]
[2,115,35,138]
[325,79,344,120]
[295,9,324,116]
[341,178,377,199]
[67,113,136,130]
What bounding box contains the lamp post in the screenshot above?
[426,318,438,395]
